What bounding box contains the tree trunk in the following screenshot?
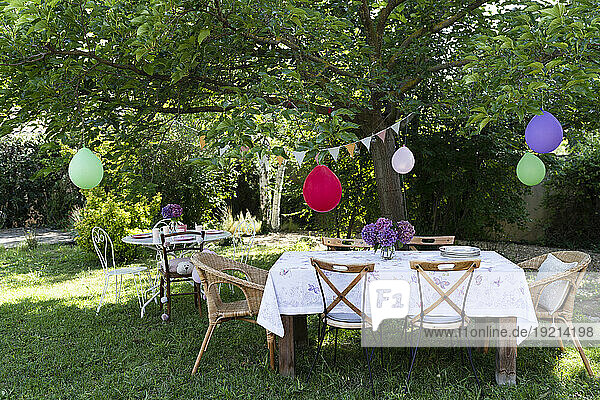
[257,156,272,224]
[358,110,406,221]
[270,161,286,231]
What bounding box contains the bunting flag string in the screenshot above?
[292,150,307,166]
[328,147,340,161]
[360,136,372,151]
[344,143,356,157]
[173,109,418,168]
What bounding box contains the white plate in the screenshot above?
[439,246,480,254]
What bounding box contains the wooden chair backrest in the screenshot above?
[310,258,374,322]
[409,259,480,324]
[408,236,455,251]
[159,231,205,272]
[322,237,371,251]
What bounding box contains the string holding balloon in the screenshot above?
[68,74,104,190]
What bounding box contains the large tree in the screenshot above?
[1,0,599,221]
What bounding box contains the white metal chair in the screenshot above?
[233,218,256,264]
[92,227,147,314]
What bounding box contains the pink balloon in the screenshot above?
[391,146,415,174]
[303,165,342,212]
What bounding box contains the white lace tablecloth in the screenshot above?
[257,251,538,343]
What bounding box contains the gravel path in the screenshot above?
[0,228,75,248]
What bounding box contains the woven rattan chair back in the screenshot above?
[190,252,275,374]
[518,251,594,377]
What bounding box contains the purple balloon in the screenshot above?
[525,110,563,153]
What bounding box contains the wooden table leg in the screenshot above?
[495,317,517,385]
[279,315,296,376]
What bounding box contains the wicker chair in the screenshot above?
[190,252,275,375]
[519,251,594,377]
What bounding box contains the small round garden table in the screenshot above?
[122,230,232,317]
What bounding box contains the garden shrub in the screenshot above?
[544,137,600,250]
[74,189,161,261]
[0,137,80,228]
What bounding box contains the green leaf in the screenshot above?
[528,81,549,91]
[526,62,544,71]
[545,59,563,70]
[479,116,491,131]
[197,29,210,45]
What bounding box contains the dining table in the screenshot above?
[122,229,232,317]
[256,250,538,385]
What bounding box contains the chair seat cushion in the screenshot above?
[323,312,363,329]
[410,314,465,330]
[536,254,578,313]
[168,258,194,275]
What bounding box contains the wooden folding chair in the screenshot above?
[408,236,455,251]
[158,231,205,321]
[307,258,375,394]
[405,259,481,391]
[322,237,371,251]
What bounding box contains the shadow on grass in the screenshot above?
[2,295,599,400]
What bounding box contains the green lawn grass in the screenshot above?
[1,242,599,399]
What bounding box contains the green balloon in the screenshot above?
[68,147,104,189]
[516,153,545,186]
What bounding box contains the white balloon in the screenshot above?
[191,267,202,284]
[391,146,415,174]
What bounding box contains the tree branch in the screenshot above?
[158,105,235,113]
[386,0,487,70]
[358,0,376,47]
[398,59,470,94]
[374,0,407,56]
[213,0,358,79]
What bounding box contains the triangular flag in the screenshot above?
[276,155,284,165]
[292,150,306,166]
[199,136,206,149]
[259,154,269,166]
[376,130,386,142]
[344,142,356,157]
[360,136,372,151]
[391,121,401,133]
[219,145,230,156]
[328,147,340,161]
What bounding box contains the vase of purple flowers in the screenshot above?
[161,204,183,232]
[361,217,415,260]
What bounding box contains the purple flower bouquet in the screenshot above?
[361,217,415,259]
[161,204,183,221]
